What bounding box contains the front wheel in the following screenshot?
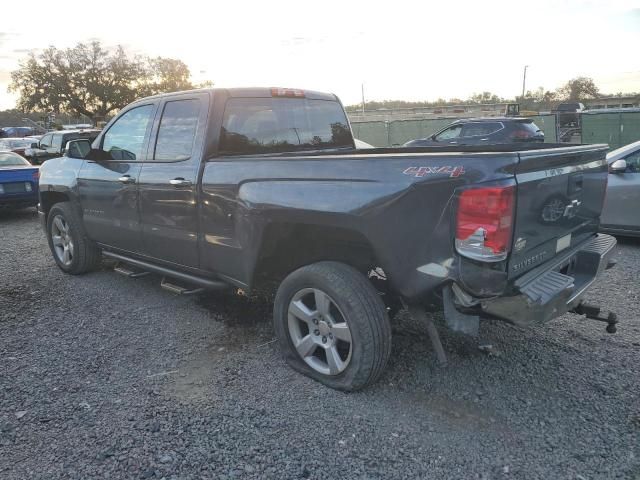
[46,202,101,274]
[273,261,392,391]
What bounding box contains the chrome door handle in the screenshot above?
[118,175,135,184]
[169,178,192,187]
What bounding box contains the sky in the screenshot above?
[1,0,639,110]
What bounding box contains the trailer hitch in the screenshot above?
[571,301,618,333]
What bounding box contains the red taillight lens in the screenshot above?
[271,88,305,98]
[511,129,532,140]
[32,170,40,181]
[455,185,515,261]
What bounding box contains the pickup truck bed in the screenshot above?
[37,87,617,391]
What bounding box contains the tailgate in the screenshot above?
[508,144,609,278]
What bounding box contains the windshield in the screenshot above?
[0,138,33,149]
[0,152,30,167]
[606,140,640,160]
[219,97,353,154]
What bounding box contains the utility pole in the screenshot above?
[521,65,528,99]
[361,83,365,114]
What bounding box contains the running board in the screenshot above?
[102,251,230,291]
[160,277,204,295]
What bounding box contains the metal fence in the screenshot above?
[350,111,640,149]
[581,110,640,150]
[350,115,557,147]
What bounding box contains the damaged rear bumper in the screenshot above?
[469,234,616,327]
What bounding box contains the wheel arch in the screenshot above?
[251,221,384,288]
[40,190,72,217]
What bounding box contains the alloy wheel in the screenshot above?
[287,288,353,375]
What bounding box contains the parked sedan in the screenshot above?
[0,152,39,209]
[600,140,640,237]
[0,137,37,157]
[403,118,544,147]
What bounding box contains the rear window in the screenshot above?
[219,97,353,155]
[0,152,30,167]
[517,121,542,134]
[556,103,580,111]
[65,131,99,142]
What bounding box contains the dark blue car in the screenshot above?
[0,152,39,209]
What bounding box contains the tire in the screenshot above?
[274,261,392,391]
[46,202,101,274]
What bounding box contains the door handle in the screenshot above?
[118,175,135,184]
[169,178,192,187]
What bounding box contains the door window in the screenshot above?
[434,125,462,141]
[102,104,154,160]
[154,99,200,161]
[40,134,53,148]
[51,134,63,151]
[462,122,502,137]
[624,151,640,172]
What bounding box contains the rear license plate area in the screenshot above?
[3,182,27,193]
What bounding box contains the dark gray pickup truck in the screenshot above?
[38,87,617,391]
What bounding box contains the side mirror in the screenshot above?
[65,139,92,159]
[609,159,627,173]
[31,142,38,149]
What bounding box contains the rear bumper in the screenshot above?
[0,193,38,209]
[478,234,616,326]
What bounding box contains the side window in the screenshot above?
[40,134,53,148]
[624,151,640,172]
[434,125,462,141]
[102,104,154,160]
[462,122,502,137]
[51,134,63,150]
[154,99,200,161]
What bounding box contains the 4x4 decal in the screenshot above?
[403,166,465,178]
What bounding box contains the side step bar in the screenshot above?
[103,251,230,292]
[114,263,151,278]
[160,278,204,295]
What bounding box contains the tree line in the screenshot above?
[5,42,638,121]
[346,77,637,112]
[8,41,212,122]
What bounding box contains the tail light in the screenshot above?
[455,185,515,262]
[510,129,532,140]
[32,170,40,181]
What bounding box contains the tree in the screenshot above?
[556,77,600,101]
[469,91,505,104]
[143,57,194,95]
[9,41,210,120]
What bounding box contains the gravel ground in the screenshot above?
[1,208,639,480]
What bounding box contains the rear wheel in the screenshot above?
[47,202,101,274]
[274,261,391,391]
